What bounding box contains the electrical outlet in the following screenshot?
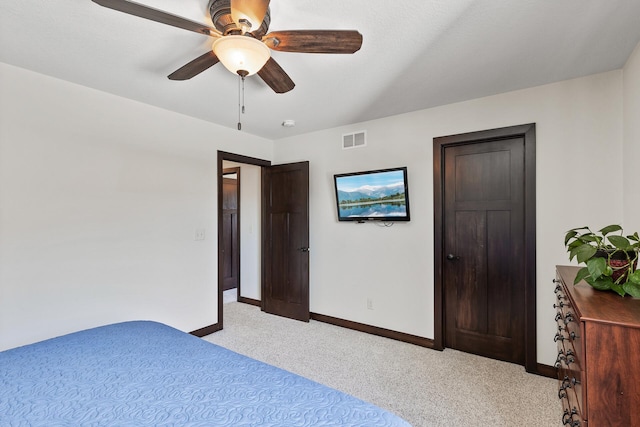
[194,228,206,241]
[366,298,374,310]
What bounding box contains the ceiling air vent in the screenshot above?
[342,131,367,150]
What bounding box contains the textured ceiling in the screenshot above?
[2,0,640,140]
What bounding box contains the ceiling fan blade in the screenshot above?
[257,57,295,93]
[91,0,218,37]
[263,30,363,53]
[168,51,220,80]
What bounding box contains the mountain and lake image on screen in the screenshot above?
[334,167,410,221]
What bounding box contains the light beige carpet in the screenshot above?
[204,302,562,427]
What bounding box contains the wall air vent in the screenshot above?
[342,131,367,150]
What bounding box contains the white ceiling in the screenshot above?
[2,1,640,140]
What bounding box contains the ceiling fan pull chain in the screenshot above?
[237,73,248,131]
[242,75,246,115]
[237,74,242,130]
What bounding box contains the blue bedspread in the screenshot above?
[0,321,411,426]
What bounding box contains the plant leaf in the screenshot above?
[573,267,591,284]
[610,283,627,297]
[580,235,599,243]
[599,224,623,235]
[568,227,589,233]
[573,245,597,264]
[628,270,640,285]
[564,230,578,246]
[569,246,579,261]
[586,276,613,291]
[587,257,608,278]
[623,282,640,298]
[567,240,584,251]
[608,235,631,250]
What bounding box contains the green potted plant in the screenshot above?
[565,224,640,297]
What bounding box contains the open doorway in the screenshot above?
[218,152,268,329]
[216,151,310,329]
[221,167,240,300]
[221,162,262,306]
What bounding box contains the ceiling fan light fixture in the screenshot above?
[230,0,270,32]
[212,35,271,76]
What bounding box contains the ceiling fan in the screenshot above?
[91,0,363,94]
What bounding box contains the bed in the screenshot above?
[0,321,411,426]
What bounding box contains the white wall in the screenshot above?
[623,42,640,231]
[274,70,624,366]
[3,48,636,367]
[223,161,261,300]
[0,63,272,351]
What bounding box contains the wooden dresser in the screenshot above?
[554,266,640,426]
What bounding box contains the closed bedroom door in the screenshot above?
[443,137,526,365]
[261,161,310,322]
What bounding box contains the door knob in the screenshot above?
[446,254,460,261]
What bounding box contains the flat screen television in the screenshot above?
[333,167,411,222]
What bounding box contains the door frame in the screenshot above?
[217,151,271,330]
[222,167,241,293]
[433,123,538,374]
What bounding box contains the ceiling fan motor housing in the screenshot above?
[208,0,271,37]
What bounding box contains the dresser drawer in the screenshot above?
[562,310,582,358]
[560,391,583,427]
[554,280,583,356]
[554,323,582,372]
[555,341,581,372]
[556,328,582,372]
[558,366,583,421]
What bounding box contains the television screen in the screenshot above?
[333,167,410,222]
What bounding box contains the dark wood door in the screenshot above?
[443,138,525,364]
[262,161,310,322]
[222,170,240,292]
